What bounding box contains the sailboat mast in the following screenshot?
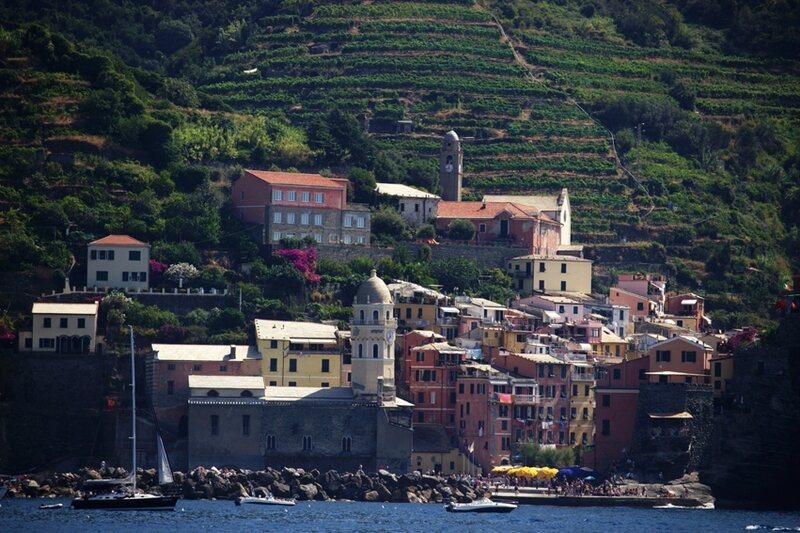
[129,325,137,493]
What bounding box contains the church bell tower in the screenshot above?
[351,270,396,398]
[439,130,463,201]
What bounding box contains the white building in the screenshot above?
[375,182,440,227]
[19,302,100,354]
[87,234,150,290]
[351,270,397,398]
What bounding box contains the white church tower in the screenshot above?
[351,270,396,398]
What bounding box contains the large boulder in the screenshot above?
[375,482,393,501]
[298,483,318,501]
[272,481,292,498]
[363,490,380,502]
[419,475,439,489]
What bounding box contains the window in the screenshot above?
[273,190,283,201]
[302,435,313,450]
[372,344,378,358]
[571,407,576,419]
[286,212,295,224]
[560,281,567,291]
[459,383,464,394]
[681,351,697,363]
[241,390,253,397]
[39,338,54,348]
[270,340,278,349]
[289,359,297,372]
[321,359,330,373]
[539,262,546,272]
[220,365,227,372]
[269,358,278,372]
[288,381,297,387]
[637,302,644,311]
[273,211,282,223]
[602,394,610,407]
[613,368,621,380]
[193,364,202,371]
[400,203,405,212]
[714,381,721,390]
[242,415,250,437]
[59,317,68,328]
[538,280,545,291]
[479,223,486,233]
[96,271,108,281]
[342,436,352,452]
[167,380,174,395]
[43,318,51,328]
[287,191,296,201]
[558,305,565,313]
[314,234,322,243]
[266,434,276,450]
[129,251,141,261]
[273,232,281,241]
[656,350,671,362]
[269,381,277,386]
[714,362,722,377]
[167,363,176,371]
[314,214,322,225]
[357,217,365,228]
[417,392,425,404]
[330,234,338,243]
[561,263,567,273]
[99,250,106,260]
[301,191,310,203]
[601,419,610,436]
[299,213,309,225]
[122,272,129,282]
[344,215,352,227]
[211,415,219,436]
[90,250,97,260]
[414,203,419,212]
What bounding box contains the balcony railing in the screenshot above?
[352,318,398,326]
[571,371,594,381]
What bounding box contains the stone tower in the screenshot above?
[351,270,396,397]
[439,130,463,201]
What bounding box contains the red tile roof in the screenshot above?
[89,235,147,246]
[437,201,539,220]
[245,170,346,189]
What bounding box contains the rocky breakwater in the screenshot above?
[4,466,488,504]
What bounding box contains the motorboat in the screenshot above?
[445,497,517,513]
[39,503,64,510]
[235,487,296,507]
[71,327,178,511]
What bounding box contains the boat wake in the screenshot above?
[744,526,800,531]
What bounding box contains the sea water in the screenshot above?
[1,499,799,532]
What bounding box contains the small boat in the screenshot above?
[235,487,296,507]
[445,497,517,513]
[39,503,63,510]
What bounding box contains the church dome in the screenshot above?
[444,130,459,141]
[355,270,392,305]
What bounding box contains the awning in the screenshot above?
[544,310,561,320]
[440,306,460,314]
[648,411,693,419]
[681,299,698,305]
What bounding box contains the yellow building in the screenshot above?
[593,327,628,359]
[388,281,448,333]
[481,325,504,349]
[256,319,341,388]
[569,362,595,447]
[507,254,592,295]
[710,354,734,399]
[501,329,529,353]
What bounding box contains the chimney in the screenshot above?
[229,345,237,359]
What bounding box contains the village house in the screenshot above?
[375,182,440,227]
[18,302,100,354]
[435,201,561,253]
[507,254,592,294]
[86,234,150,290]
[609,286,660,321]
[664,292,709,332]
[484,188,572,246]
[407,342,466,427]
[646,335,713,384]
[231,170,371,246]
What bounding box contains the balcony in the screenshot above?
[571,371,594,381]
[492,392,539,404]
[437,317,459,326]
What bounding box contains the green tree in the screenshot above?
[430,257,479,292]
[348,167,376,203]
[416,224,436,239]
[447,219,475,241]
[372,206,409,241]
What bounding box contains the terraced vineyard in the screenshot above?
[198,0,625,239]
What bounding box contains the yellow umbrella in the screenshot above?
[522,467,540,478]
[506,467,524,477]
[491,465,513,474]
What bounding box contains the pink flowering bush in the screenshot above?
[275,247,321,284]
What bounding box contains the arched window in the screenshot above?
[342,436,352,452]
[386,310,390,320]
[372,344,379,358]
[372,310,379,321]
[207,389,219,397]
[240,390,253,397]
[359,310,364,321]
[358,344,363,358]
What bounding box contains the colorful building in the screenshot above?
[86,234,150,290]
[484,188,572,246]
[646,336,713,384]
[231,170,370,246]
[408,342,466,427]
[255,319,342,388]
[507,254,592,294]
[18,302,100,354]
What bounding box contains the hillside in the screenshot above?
[0,1,799,330]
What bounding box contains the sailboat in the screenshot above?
[71,326,179,511]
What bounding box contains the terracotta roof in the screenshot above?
[245,170,346,189]
[89,235,147,246]
[437,201,540,220]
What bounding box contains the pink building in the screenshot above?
[609,287,658,320]
[588,356,650,473]
[408,342,466,429]
[435,201,560,253]
[647,336,713,384]
[665,293,708,331]
[231,170,371,246]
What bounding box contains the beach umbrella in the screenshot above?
[491,465,514,474]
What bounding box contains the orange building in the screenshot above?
[646,336,713,384]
